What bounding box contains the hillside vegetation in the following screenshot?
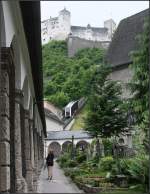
[42,40,105,108]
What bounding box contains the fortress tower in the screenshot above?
[41,8,71,44]
[58,8,71,39]
[104,19,116,39]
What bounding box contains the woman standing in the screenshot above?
[46,149,54,181]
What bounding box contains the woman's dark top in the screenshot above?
[46,153,54,166]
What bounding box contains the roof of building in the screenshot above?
[65,101,78,109]
[106,9,149,68]
[50,17,58,21]
[46,130,93,140]
[59,8,70,15]
[104,19,116,25]
[45,108,64,125]
[19,2,46,136]
[71,26,108,34]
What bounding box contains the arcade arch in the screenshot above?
[62,141,72,153]
[76,140,89,151]
[49,142,61,158]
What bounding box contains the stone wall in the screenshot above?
[67,36,110,57]
[108,64,133,99]
[71,26,110,42]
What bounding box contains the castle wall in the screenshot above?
[67,36,110,57]
[71,27,110,42]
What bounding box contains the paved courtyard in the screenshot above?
[37,161,83,193]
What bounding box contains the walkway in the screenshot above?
[37,162,83,193]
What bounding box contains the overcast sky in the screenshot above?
[41,1,149,27]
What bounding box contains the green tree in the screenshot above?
[85,65,127,138]
[46,91,70,108]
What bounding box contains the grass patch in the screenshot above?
[70,104,88,130]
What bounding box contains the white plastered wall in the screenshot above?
[46,116,63,132]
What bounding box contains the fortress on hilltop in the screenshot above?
[41,8,116,45]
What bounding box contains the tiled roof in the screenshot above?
[106,9,149,67]
[46,130,93,140]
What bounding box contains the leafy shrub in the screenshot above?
[64,167,84,180]
[67,160,77,168]
[76,153,87,163]
[93,155,100,163]
[110,162,119,175]
[99,156,115,171]
[119,159,132,175]
[126,154,149,186]
[85,158,99,169]
[116,154,148,186]
[57,153,70,167]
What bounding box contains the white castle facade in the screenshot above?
[41,8,116,45]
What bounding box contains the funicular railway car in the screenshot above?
[65,100,78,118]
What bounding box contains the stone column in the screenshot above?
[24,110,33,192]
[33,129,38,192]
[29,119,35,171]
[37,133,42,177]
[40,134,44,168]
[0,65,10,193]
[41,132,45,161]
[15,89,27,192]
